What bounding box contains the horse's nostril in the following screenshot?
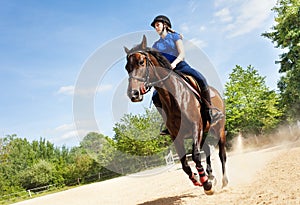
[131,90,139,98]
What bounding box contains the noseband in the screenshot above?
[127,50,172,93]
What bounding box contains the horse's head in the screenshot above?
[124,35,151,102]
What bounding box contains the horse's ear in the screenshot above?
[124,46,130,54]
[141,35,147,49]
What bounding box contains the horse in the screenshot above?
[124,35,228,194]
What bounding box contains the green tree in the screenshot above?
[262,0,300,122]
[113,108,170,156]
[19,160,58,189]
[0,135,73,194]
[80,132,115,168]
[109,108,171,174]
[1,136,36,192]
[63,147,98,185]
[0,135,24,194]
[224,65,282,138]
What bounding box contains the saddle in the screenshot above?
[176,72,216,100]
[177,72,218,131]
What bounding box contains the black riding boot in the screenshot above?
[201,88,224,124]
[157,109,170,135]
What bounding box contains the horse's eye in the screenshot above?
[139,60,144,66]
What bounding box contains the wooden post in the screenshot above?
[28,190,32,197]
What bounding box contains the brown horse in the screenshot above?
[124,35,228,194]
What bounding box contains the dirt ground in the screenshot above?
[13,136,300,205]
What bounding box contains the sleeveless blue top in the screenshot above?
[152,32,181,63]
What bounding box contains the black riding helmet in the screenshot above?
[151,15,172,28]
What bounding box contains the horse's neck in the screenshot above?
[150,54,183,103]
[154,73,181,104]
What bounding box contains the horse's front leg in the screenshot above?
[173,140,201,186]
[192,129,214,195]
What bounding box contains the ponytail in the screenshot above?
[166,27,175,33]
[166,27,184,39]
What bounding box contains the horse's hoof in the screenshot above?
[204,188,214,195]
[203,181,214,195]
[222,176,228,188]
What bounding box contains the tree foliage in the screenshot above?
[104,108,170,175]
[19,160,59,189]
[224,65,282,138]
[262,0,300,121]
[0,135,67,194]
[79,132,115,168]
[113,108,171,156]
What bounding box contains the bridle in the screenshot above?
[127,50,172,94]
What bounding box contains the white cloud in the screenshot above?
[214,8,233,23]
[199,26,206,32]
[51,122,92,146]
[214,0,276,38]
[214,0,239,8]
[55,123,74,131]
[188,0,199,13]
[188,38,207,49]
[49,123,79,146]
[180,23,190,34]
[57,84,113,96]
[59,130,78,140]
[229,0,275,38]
[57,85,74,95]
[97,84,113,92]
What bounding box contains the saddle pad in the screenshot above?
[209,88,216,98]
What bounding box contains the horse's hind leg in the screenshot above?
[200,132,214,180]
[201,141,215,181]
[219,128,228,187]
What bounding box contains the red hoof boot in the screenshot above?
[189,173,202,186]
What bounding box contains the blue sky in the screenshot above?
[0,0,281,147]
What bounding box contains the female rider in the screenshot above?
[150,15,223,135]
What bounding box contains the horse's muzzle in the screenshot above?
[129,89,143,102]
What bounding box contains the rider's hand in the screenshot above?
[171,62,176,69]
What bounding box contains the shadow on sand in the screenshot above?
[137,193,198,205]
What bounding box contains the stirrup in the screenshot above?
[209,109,224,124]
[160,129,170,136]
[160,123,170,135]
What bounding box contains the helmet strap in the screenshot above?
[159,25,167,36]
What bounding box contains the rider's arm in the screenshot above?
[171,39,185,69]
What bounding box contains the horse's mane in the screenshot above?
[148,49,172,70]
[127,43,172,70]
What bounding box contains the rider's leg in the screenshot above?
[175,62,223,124]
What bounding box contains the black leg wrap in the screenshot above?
[180,158,192,177]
